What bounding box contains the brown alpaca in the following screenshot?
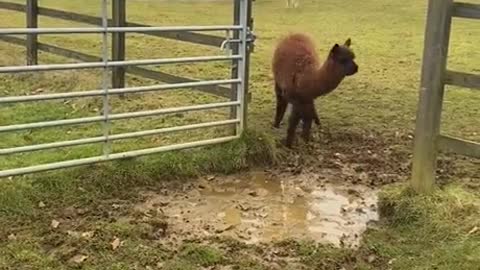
[272,33,358,148]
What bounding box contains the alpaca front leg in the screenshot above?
[293,0,299,8]
[313,108,320,125]
[301,102,315,142]
[301,118,313,142]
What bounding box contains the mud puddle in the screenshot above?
[134,171,378,248]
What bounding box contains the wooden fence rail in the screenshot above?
[411,0,480,193]
[0,0,249,99]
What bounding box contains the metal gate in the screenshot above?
[0,0,254,178]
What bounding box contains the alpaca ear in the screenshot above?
[331,44,340,54]
[344,38,352,47]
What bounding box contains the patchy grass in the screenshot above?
[370,184,480,270]
[1,0,479,172]
[0,181,479,269]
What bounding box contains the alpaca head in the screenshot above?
[328,38,358,76]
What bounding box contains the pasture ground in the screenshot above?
[0,0,479,269]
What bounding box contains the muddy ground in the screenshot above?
[115,127,476,251]
[134,170,378,249]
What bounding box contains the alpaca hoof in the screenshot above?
[273,123,281,129]
[281,138,294,149]
[301,131,311,142]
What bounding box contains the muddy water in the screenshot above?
[135,171,379,248]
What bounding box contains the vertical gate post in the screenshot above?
[26,0,38,65]
[242,0,253,129]
[230,0,241,134]
[101,0,112,156]
[112,0,126,96]
[235,0,250,134]
[231,0,253,133]
[411,0,453,193]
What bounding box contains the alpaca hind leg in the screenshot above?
[273,84,288,128]
[313,106,320,125]
[285,104,302,148]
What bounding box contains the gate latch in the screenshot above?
[220,28,256,54]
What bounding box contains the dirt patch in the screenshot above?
[133,170,379,248]
[272,127,471,187]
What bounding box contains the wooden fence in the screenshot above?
[0,0,254,100]
[411,0,480,193]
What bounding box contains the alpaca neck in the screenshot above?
[313,60,345,97]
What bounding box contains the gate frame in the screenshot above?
[0,0,254,178]
[411,0,480,193]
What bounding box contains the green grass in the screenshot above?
[371,185,480,270]
[0,0,479,269]
[0,129,278,219]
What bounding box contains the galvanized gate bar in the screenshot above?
[0,136,239,178]
[0,119,240,155]
[0,101,240,133]
[0,55,242,73]
[0,79,241,104]
[0,0,253,178]
[0,25,242,35]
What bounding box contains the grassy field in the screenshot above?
[0,0,479,269]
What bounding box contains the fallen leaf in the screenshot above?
[468,226,478,235]
[111,237,121,250]
[32,88,44,94]
[67,230,80,237]
[388,258,396,265]
[81,231,95,239]
[256,212,269,218]
[51,219,60,229]
[69,254,88,264]
[215,224,236,234]
[7,234,17,241]
[237,204,250,211]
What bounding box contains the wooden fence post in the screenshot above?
[26,0,38,65]
[411,0,453,193]
[112,0,126,94]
